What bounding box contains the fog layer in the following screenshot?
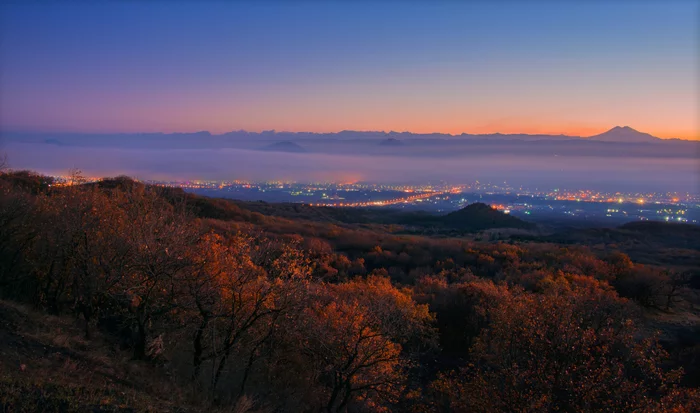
[3,142,697,193]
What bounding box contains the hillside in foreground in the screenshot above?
[0,300,202,412]
[0,171,699,412]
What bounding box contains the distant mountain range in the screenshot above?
[3,126,692,143]
[4,126,697,161]
[238,126,679,143]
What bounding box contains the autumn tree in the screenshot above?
[69,187,134,339]
[433,285,693,412]
[179,235,313,400]
[175,232,235,382]
[0,186,40,304]
[281,276,435,412]
[68,167,86,186]
[413,276,508,358]
[114,185,202,359]
[296,298,406,412]
[27,188,95,314]
[331,275,436,352]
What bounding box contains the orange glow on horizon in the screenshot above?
[117,111,700,141]
[7,100,697,141]
[30,122,696,141]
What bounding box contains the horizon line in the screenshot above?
[1,125,695,141]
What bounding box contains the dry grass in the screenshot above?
[0,300,199,412]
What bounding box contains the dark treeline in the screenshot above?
[0,170,698,412]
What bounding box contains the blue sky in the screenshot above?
[1,1,697,138]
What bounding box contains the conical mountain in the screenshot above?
[587,126,660,143]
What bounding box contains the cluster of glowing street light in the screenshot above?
[309,188,461,208]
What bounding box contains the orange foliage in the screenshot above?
[433,286,694,412]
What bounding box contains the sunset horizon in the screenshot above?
[3,125,697,141]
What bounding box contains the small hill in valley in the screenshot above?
[440,202,534,231]
[260,141,307,153]
[44,138,64,146]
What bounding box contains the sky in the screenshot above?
[1,1,698,139]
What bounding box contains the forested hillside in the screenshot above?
[1,171,698,412]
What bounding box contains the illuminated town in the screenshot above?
[48,174,700,226]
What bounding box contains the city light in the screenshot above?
[44,174,699,224]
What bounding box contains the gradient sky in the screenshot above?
[1,1,698,139]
